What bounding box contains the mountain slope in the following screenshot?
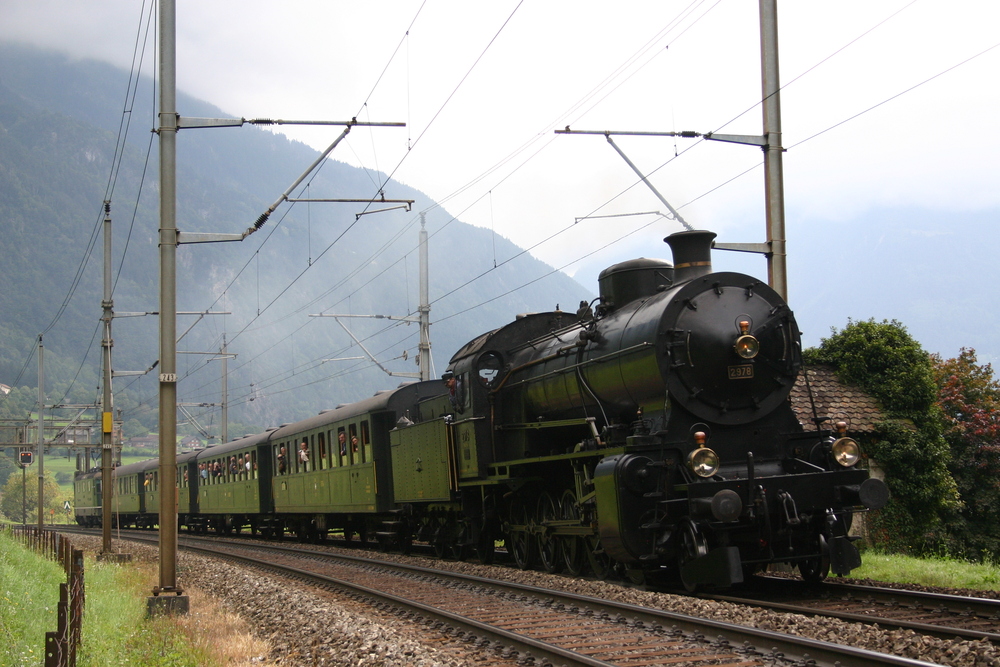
[0,43,592,432]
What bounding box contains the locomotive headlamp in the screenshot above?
[831,437,861,467]
[734,320,759,359]
[687,446,720,478]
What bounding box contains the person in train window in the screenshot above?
[298,441,309,471]
[338,431,347,457]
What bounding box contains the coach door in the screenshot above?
[349,421,376,510]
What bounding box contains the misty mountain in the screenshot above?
[0,43,592,434]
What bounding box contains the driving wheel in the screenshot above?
[560,489,586,576]
[536,491,563,574]
[507,497,535,570]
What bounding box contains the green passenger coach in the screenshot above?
[264,380,448,541]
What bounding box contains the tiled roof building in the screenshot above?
[788,365,906,435]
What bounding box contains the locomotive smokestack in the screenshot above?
[665,230,717,283]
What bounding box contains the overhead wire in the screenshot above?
[141,2,987,424]
[148,7,738,412]
[1,0,157,412]
[160,1,524,403]
[147,1,746,412]
[55,3,159,406]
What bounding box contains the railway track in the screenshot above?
[697,575,1000,644]
[65,527,944,667]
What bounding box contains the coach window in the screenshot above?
[348,424,359,464]
[317,432,327,470]
[295,438,305,473]
[335,427,346,467]
[361,420,371,461]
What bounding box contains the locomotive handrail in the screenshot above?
[495,417,598,431]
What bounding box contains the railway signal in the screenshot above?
[19,450,33,466]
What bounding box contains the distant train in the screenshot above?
[76,230,888,589]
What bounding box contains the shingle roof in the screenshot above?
[789,365,890,434]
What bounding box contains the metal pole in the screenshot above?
[760,0,787,300]
[101,202,114,553]
[157,0,180,595]
[418,214,431,381]
[22,464,26,526]
[37,337,44,529]
[604,135,693,231]
[221,334,228,444]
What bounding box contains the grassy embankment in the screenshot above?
[853,550,1000,591]
[0,529,270,667]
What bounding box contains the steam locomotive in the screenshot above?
[76,229,888,590]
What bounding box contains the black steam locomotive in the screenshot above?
[79,229,887,590]
[386,229,888,588]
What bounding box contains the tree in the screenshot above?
[0,452,18,488]
[805,319,959,554]
[0,469,67,524]
[123,418,148,439]
[932,348,1000,560]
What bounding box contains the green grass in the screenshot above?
[0,529,213,667]
[77,559,210,666]
[0,529,63,666]
[852,550,1000,591]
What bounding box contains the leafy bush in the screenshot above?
[931,348,1000,561]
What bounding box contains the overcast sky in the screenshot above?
[4,0,999,295]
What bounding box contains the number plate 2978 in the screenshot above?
[728,365,754,380]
